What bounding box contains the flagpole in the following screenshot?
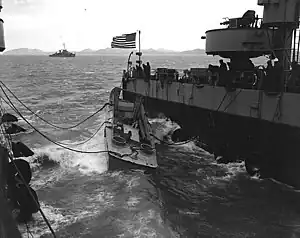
[139,30,141,55]
[136,30,142,68]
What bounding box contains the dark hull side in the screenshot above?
[0,146,22,237]
[123,90,300,188]
[107,153,156,172]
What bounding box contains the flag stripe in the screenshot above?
[111,32,136,49]
[111,43,136,49]
[111,44,136,48]
[111,44,135,47]
[111,41,135,44]
[112,39,135,43]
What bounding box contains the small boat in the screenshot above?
[104,87,158,170]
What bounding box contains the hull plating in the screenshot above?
[123,90,300,188]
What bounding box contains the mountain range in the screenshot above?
[3,48,206,56]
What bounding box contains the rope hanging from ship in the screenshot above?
[0,86,137,156]
[0,86,149,170]
[0,95,111,148]
[0,81,111,130]
[216,92,229,112]
[223,89,243,112]
[0,81,116,148]
[208,87,243,129]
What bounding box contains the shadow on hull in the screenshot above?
[123,90,300,188]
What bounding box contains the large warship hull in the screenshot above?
[123,80,300,188]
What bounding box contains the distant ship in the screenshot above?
[49,43,75,57]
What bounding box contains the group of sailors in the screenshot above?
[124,62,151,80]
[209,58,300,93]
[208,58,257,88]
[122,57,300,93]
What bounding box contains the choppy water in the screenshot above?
[1,55,300,238]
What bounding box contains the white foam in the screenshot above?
[74,128,107,174]
[29,123,108,175]
[149,118,180,145]
[126,176,141,190]
[19,200,102,238]
[126,196,141,208]
[117,209,159,238]
[18,203,72,238]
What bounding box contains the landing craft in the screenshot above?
[104,87,158,170]
[120,0,300,188]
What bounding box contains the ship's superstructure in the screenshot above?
[121,0,300,188]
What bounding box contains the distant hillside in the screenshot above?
[77,48,97,55]
[92,48,178,55]
[144,48,177,54]
[3,48,48,55]
[3,48,206,56]
[94,48,132,55]
[180,49,206,55]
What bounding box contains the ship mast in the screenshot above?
[136,30,142,68]
[63,42,66,50]
[258,0,300,88]
[203,0,300,92]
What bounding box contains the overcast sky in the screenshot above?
[2,0,263,51]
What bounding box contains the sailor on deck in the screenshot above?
[142,62,151,81]
[219,59,227,72]
[288,61,300,92]
[218,59,228,86]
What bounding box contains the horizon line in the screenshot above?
[3,47,206,53]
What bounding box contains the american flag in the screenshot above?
[111,32,136,49]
